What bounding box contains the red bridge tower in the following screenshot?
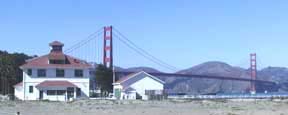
[103,26,113,68]
[250,53,257,94]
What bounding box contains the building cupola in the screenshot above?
[49,41,64,52]
[48,41,66,64]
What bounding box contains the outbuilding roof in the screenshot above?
[116,71,164,84]
[115,71,165,90]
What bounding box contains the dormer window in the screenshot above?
[49,59,65,64]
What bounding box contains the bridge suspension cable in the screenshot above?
[63,26,180,72]
[113,27,179,72]
[64,28,103,54]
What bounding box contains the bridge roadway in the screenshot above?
[168,93,288,99]
[115,71,277,85]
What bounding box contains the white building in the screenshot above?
[113,71,165,100]
[14,41,92,101]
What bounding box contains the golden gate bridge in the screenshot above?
[63,26,278,94]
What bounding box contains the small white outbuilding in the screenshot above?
[113,71,165,100]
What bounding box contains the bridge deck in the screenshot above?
[115,71,276,85]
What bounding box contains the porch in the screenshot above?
[36,80,82,101]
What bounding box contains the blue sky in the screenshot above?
[1,0,288,72]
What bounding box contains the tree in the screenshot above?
[0,50,33,95]
[95,64,113,94]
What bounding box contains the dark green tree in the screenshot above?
[95,64,113,94]
[0,50,33,95]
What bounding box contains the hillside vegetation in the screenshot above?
[0,51,33,95]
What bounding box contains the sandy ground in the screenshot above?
[1,99,288,115]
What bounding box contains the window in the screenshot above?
[47,90,66,95]
[76,88,81,97]
[37,69,46,77]
[29,86,33,93]
[57,90,66,95]
[27,69,32,76]
[52,46,62,51]
[49,60,65,64]
[75,69,83,77]
[47,90,56,95]
[145,90,163,95]
[56,69,65,77]
[89,71,95,76]
[145,90,155,95]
